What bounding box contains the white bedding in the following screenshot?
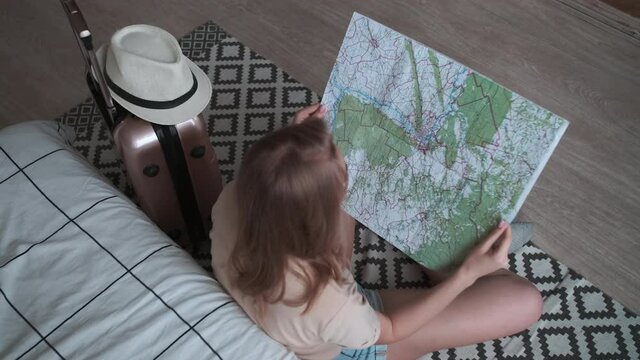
[0,121,295,359]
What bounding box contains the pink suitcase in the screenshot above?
[61,0,223,250]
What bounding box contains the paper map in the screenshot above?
[322,13,569,269]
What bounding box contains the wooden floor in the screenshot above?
[1,0,639,312]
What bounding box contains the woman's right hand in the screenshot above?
[459,221,512,282]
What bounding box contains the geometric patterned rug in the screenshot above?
[56,21,639,360]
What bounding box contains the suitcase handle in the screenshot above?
[60,0,119,130]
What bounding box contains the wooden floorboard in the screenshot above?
[1,0,639,312]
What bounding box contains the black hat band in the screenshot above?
[106,71,198,110]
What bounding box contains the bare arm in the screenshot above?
[376,222,512,344]
[375,266,473,344]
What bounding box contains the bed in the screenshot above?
[0,121,295,359]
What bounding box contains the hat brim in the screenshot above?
[96,45,211,126]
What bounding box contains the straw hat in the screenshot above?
[97,24,211,125]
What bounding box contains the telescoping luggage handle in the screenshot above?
[60,0,119,130]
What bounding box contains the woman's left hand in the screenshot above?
[292,104,327,125]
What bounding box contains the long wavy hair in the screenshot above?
[231,117,349,312]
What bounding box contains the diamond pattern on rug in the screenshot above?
[56,20,639,360]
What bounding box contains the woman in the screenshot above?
[210,104,542,359]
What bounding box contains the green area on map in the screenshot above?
[322,13,568,269]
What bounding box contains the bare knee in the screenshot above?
[482,271,543,327]
[511,277,543,330]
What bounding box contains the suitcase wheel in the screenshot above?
[190,145,206,158]
[143,164,160,177]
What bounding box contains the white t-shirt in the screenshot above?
[210,181,380,359]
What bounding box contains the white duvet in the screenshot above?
[0,121,295,359]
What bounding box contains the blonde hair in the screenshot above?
[231,117,349,312]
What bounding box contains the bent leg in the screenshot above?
[382,271,542,360]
